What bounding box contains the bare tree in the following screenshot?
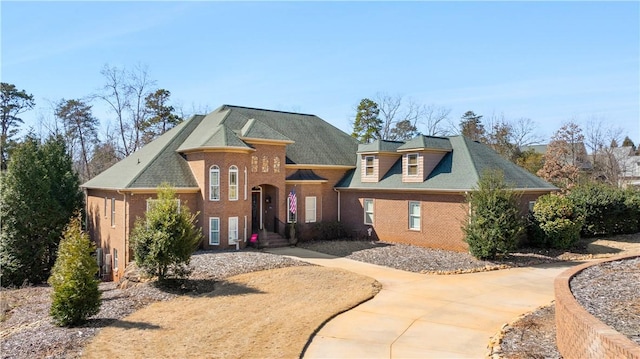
[95,64,156,157]
[55,99,99,181]
[510,117,543,149]
[537,121,586,188]
[421,104,451,136]
[375,93,403,141]
[585,117,623,185]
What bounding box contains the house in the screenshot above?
[82,105,557,281]
[521,142,592,171]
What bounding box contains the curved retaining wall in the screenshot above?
[555,254,640,359]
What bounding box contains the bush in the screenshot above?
[463,170,525,260]
[530,194,583,249]
[312,221,347,240]
[48,214,101,327]
[130,184,202,281]
[568,183,640,237]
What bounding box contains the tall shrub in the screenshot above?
[568,183,640,237]
[463,170,524,260]
[130,184,202,280]
[1,135,83,286]
[531,194,583,249]
[48,214,101,326]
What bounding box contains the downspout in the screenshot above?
[83,188,88,229]
[334,188,341,222]
[117,190,128,268]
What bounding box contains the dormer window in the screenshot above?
[407,153,419,176]
[365,156,375,176]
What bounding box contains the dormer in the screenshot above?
[397,136,452,182]
[358,140,403,183]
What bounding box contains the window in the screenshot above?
[111,198,116,227]
[409,201,420,230]
[209,217,220,245]
[229,165,238,200]
[210,165,220,201]
[305,196,317,223]
[287,195,297,223]
[407,154,419,176]
[228,217,238,244]
[528,201,536,212]
[364,199,374,225]
[113,248,118,270]
[365,156,375,176]
[104,197,107,218]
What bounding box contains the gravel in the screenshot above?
[298,240,584,274]
[570,256,640,345]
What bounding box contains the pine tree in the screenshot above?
[463,170,524,260]
[351,98,382,144]
[49,213,101,326]
[0,135,83,286]
[130,184,202,280]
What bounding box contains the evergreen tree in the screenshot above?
[351,98,382,144]
[463,170,524,260]
[55,99,99,181]
[622,136,636,151]
[460,111,485,142]
[49,213,101,327]
[0,135,83,286]
[141,89,182,145]
[130,184,202,280]
[1,83,35,171]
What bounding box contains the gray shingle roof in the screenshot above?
[83,105,359,190]
[285,169,327,181]
[336,136,557,192]
[358,140,404,153]
[82,115,203,190]
[398,135,452,151]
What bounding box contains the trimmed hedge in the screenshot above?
[530,194,583,249]
[567,184,640,237]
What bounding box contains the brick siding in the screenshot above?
[555,255,640,359]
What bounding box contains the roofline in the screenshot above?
[334,186,558,193]
[83,186,201,194]
[285,164,356,170]
[357,151,401,156]
[241,137,295,145]
[222,104,316,117]
[396,148,452,153]
[286,180,328,184]
[178,147,256,154]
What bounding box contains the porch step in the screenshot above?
[259,232,291,248]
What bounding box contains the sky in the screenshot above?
[2,1,639,145]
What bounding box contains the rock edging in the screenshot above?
[555,254,640,359]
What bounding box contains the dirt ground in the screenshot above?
[82,266,380,359]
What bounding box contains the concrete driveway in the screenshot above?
[267,247,578,358]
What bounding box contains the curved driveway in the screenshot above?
[267,247,578,358]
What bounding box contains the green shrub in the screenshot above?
[568,183,640,237]
[48,214,101,327]
[312,221,347,240]
[531,194,583,249]
[130,184,202,281]
[463,170,525,260]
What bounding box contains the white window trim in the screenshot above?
[229,166,238,201]
[364,198,374,225]
[209,217,220,245]
[409,201,420,231]
[210,165,220,201]
[364,156,375,176]
[305,196,317,223]
[287,196,297,223]
[407,153,419,176]
[228,217,238,244]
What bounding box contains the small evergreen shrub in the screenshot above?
[130,184,202,281]
[568,183,640,237]
[531,194,583,249]
[48,214,101,327]
[463,170,525,260]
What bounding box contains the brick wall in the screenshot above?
[339,191,469,252]
[555,255,640,359]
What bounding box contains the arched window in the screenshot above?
[229,165,238,200]
[209,165,220,201]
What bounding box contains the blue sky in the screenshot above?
[2,1,639,144]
